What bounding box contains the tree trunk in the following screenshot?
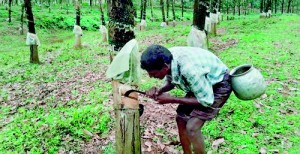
[74,2,82,48]
[8,0,12,22]
[150,0,153,20]
[108,0,135,51]
[281,0,284,13]
[166,0,169,20]
[140,0,143,21]
[100,0,105,25]
[188,0,209,49]
[238,0,241,16]
[211,0,218,36]
[76,4,80,26]
[181,0,184,20]
[111,81,141,154]
[193,0,208,31]
[226,0,229,20]
[48,0,51,13]
[25,0,40,64]
[108,1,140,153]
[160,0,166,22]
[20,3,25,35]
[219,0,222,12]
[233,0,236,15]
[142,0,147,20]
[265,0,271,12]
[287,0,292,13]
[260,0,264,12]
[171,0,175,22]
[275,0,277,13]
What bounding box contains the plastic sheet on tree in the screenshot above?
[106,39,141,86]
[160,22,167,27]
[99,25,108,40]
[217,12,222,22]
[140,20,147,27]
[205,17,211,32]
[210,13,218,24]
[267,10,272,17]
[73,25,83,36]
[26,32,41,46]
[260,12,267,17]
[187,26,207,49]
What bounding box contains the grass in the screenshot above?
[0,4,300,154]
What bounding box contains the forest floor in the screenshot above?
[0,7,300,154]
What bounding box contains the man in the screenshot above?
[140,45,232,154]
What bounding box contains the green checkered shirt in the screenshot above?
[167,47,228,107]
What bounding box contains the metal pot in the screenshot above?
[229,64,266,100]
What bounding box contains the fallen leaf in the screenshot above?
[83,129,93,137]
[295,131,300,136]
[207,151,213,154]
[259,147,267,154]
[212,138,225,150]
[238,145,247,149]
[269,149,280,153]
[252,133,259,137]
[145,141,152,152]
[157,139,165,150]
[261,94,267,99]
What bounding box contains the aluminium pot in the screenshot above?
[229,64,266,100]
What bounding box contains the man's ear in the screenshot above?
[163,63,170,71]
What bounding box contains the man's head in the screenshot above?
[141,45,173,79]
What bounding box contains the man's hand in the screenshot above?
[145,87,158,99]
[156,93,173,104]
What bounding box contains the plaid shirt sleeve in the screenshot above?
[179,58,214,107]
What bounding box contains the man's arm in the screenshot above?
[157,79,175,94]
[155,93,201,106]
[146,78,175,98]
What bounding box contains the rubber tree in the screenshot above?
[48,0,51,13]
[211,0,218,35]
[166,0,169,20]
[281,0,284,13]
[274,0,277,13]
[8,0,12,22]
[265,0,271,12]
[193,0,208,31]
[233,0,236,15]
[171,0,176,26]
[99,0,108,42]
[287,0,292,13]
[187,0,209,49]
[260,0,264,12]
[142,0,147,21]
[108,0,135,51]
[25,0,40,64]
[20,3,25,35]
[140,0,143,21]
[74,1,83,48]
[238,0,241,15]
[108,1,140,153]
[150,0,154,20]
[160,0,166,25]
[76,2,81,27]
[100,0,105,25]
[181,0,184,20]
[226,0,229,20]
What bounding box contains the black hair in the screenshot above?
[141,44,173,71]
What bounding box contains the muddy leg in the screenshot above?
[176,115,192,154]
[186,117,206,154]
